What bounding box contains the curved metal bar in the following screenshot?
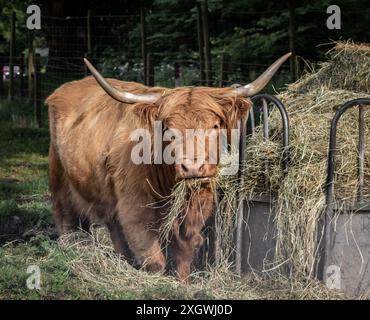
[234,93,289,274]
[262,98,269,140]
[358,105,365,204]
[319,98,370,280]
[262,98,270,190]
[235,115,248,274]
[248,107,256,135]
[251,93,290,173]
[326,98,370,208]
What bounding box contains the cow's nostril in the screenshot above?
[181,164,189,172]
[199,164,204,173]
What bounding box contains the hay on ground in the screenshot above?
[57,228,343,299]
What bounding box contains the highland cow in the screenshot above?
[46,53,290,280]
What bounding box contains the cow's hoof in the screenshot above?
[176,268,191,283]
[142,255,166,273]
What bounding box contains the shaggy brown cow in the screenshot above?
[46,53,290,281]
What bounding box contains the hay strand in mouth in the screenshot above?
[159,178,215,244]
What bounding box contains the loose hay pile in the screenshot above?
[58,228,342,299]
[226,41,370,277]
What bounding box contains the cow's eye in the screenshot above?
[213,123,220,129]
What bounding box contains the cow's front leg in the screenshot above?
[116,200,166,273]
[107,220,136,265]
[172,232,203,282]
[172,185,215,282]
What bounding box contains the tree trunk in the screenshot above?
[201,0,212,86]
[196,3,205,84]
[8,11,15,101]
[140,7,148,85]
[288,0,298,81]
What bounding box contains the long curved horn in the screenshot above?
[84,58,160,104]
[234,52,292,97]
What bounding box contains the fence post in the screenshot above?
[87,9,92,57]
[84,9,92,77]
[84,52,88,77]
[8,11,16,101]
[27,30,34,101]
[140,7,148,85]
[19,55,25,98]
[201,0,212,86]
[288,0,298,82]
[174,62,180,87]
[34,53,42,128]
[196,3,205,84]
[147,52,154,86]
[0,58,4,97]
[219,54,228,87]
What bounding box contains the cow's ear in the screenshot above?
[133,103,159,125]
[222,98,252,130]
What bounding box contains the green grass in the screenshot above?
[0,236,81,299]
[0,122,52,241]
[0,234,154,300]
[0,100,83,299]
[0,98,49,128]
[0,234,200,300]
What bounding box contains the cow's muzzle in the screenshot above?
[175,160,217,181]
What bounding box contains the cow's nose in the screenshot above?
[179,160,205,178]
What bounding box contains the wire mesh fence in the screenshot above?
[0,10,293,105]
[1,5,369,117]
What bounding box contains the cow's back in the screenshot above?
[46,77,169,221]
[46,77,133,218]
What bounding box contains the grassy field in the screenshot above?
[0,101,112,299]
[0,102,77,299]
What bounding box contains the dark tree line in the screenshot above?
[0,0,369,83]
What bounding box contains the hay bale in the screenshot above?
[237,41,370,277]
[291,41,370,94]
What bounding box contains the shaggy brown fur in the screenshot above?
[46,76,251,281]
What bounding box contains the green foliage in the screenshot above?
[0,0,33,55]
[2,0,369,89]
